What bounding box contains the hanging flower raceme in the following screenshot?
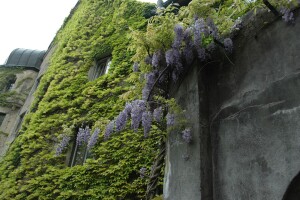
[280,7,294,23]
[206,17,218,39]
[224,38,233,53]
[182,128,192,143]
[124,102,132,115]
[183,27,194,65]
[131,100,147,132]
[76,126,91,146]
[152,50,163,68]
[116,110,128,132]
[87,128,100,150]
[142,111,152,137]
[56,134,71,156]
[104,120,115,140]
[153,107,163,122]
[166,113,175,127]
[193,19,204,46]
[165,48,182,82]
[172,24,184,49]
[142,72,157,100]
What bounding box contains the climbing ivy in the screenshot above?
[0,0,161,199]
[0,0,297,199]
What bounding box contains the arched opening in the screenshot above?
[282,171,300,200]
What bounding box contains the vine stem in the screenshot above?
[145,140,166,200]
[263,0,279,16]
[146,65,170,102]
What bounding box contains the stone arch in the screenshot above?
[282,171,300,200]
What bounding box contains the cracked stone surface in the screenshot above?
[165,9,300,200]
[210,11,300,200]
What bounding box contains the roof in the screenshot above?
[4,48,46,70]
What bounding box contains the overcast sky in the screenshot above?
[0,0,157,65]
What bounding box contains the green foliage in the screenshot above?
[0,0,161,199]
[131,0,295,65]
[0,0,295,199]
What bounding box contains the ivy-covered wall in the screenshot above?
[0,0,164,199]
[0,0,298,199]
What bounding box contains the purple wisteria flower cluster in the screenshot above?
[280,7,294,23]
[224,38,233,54]
[56,126,101,156]
[183,27,194,65]
[103,100,148,138]
[105,120,115,140]
[138,17,234,84]
[116,110,128,132]
[142,72,157,100]
[172,24,184,49]
[131,100,147,131]
[153,107,163,122]
[166,113,175,127]
[56,134,71,156]
[103,98,179,139]
[87,128,100,150]
[142,111,152,137]
[182,128,192,144]
[105,18,241,145]
[206,18,218,39]
[76,126,91,146]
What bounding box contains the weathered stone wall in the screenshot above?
[165,10,300,200]
[164,66,202,200]
[0,45,56,158]
[19,44,56,115]
[0,69,38,157]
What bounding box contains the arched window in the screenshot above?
[2,75,16,92]
[88,56,111,80]
[68,127,91,167]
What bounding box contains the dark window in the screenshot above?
[68,131,89,167]
[89,56,111,80]
[0,113,6,126]
[15,113,25,134]
[2,75,16,92]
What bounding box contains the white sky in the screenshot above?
[0,0,157,65]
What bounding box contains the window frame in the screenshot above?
[89,56,112,80]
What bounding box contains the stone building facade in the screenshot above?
[0,48,51,158]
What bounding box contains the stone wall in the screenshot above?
[0,45,56,158]
[0,69,38,157]
[164,10,300,200]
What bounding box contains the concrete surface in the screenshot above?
[165,9,300,200]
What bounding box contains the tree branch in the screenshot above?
[147,65,170,102]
